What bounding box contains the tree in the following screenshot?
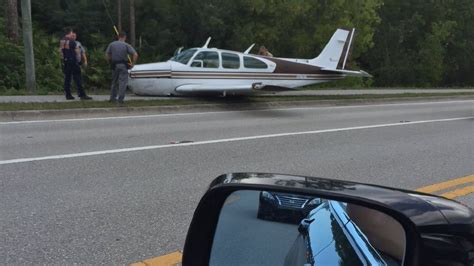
[117,0,122,32]
[129,0,135,46]
[360,0,473,87]
[20,0,36,92]
[5,0,20,42]
[3,0,473,91]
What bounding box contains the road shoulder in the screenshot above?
[1,95,473,122]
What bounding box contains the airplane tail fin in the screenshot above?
[309,28,355,70]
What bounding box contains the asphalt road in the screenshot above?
[1,99,473,264]
[211,191,298,265]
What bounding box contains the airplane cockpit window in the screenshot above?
[171,49,197,64]
[222,52,240,69]
[244,56,268,69]
[192,51,220,68]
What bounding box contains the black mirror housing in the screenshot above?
[183,173,473,266]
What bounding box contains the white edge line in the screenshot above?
[1,116,472,165]
[1,99,473,125]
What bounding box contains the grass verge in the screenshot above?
[1,87,473,96]
[1,92,473,112]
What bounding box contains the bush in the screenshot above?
[0,18,112,95]
[83,46,111,92]
[0,18,25,92]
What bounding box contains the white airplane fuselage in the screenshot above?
[129,29,370,96]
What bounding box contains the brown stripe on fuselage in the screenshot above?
[130,74,343,80]
[131,71,171,75]
[263,57,335,75]
[171,72,341,78]
[130,69,344,80]
[130,62,345,80]
[170,76,343,80]
[131,73,171,78]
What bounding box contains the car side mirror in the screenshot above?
[182,173,428,266]
[184,173,474,265]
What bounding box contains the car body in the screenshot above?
[285,200,398,265]
[257,191,321,223]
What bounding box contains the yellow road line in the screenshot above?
[441,185,474,199]
[130,194,239,265]
[416,174,474,194]
[130,251,182,266]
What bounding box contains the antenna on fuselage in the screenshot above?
[244,43,255,54]
[202,37,212,48]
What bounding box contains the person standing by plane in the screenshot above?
[71,32,88,67]
[258,45,273,57]
[105,31,138,104]
[60,29,92,100]
[70,32,89,96]
[59,29,72,61]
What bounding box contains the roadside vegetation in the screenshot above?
[1,0,473,95]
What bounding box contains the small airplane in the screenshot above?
[128,28,371,96]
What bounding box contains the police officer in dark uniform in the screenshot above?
[105,31,138,104]
[61,29,92,100]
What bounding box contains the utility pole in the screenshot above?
[129,0,135,46]
[20,0,36,93]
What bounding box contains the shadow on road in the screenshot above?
[189,96,302,118]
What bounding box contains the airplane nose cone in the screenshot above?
[130,62,171,74]
[128,62,172,96]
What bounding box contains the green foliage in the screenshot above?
[1,15,109,95]
[416,21,456,86]
[32,29,65,93]
[0,16,64,94]
[0,17,24,93]
[1,0,473,95]
[361,0,474,87]
[83,47,111,90]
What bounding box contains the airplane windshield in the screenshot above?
[171,49,197,65]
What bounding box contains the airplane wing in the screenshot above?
[175,84,254,93]
[321,68,372,78]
